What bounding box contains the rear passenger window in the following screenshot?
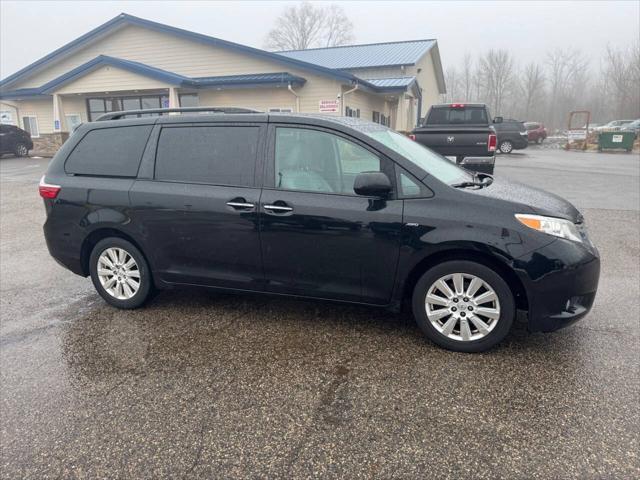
[65,125,152,177]
[155,126,259,186]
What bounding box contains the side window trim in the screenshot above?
[264,123,397,198]
[152,123,266,188]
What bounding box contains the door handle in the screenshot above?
[263,204,293,213]
[226,198,255,210]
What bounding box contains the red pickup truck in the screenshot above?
[524,122,547,143]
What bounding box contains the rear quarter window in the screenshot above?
[65,125,152,177]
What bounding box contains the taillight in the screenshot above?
[39,175,61,199]
[408,134,416,141]
[488,133,497,152]
[450,103,465,108]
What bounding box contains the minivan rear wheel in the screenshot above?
[412,260,515,352]
[89,237,152,309]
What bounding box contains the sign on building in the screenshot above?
[0,110,15,125]
[319,100,339,113]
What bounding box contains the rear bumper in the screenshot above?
[513,136,529,149]
[43,214,85,276]
[515,239,600,332]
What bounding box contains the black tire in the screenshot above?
[499,140,513,154]
[411,260,515,353]
[89,237,152,309]
[14,143,29,157]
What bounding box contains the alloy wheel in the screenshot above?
[425,273,501,342]
[97,247,141,300]
[500,141,513,153]
[15,144,28,156]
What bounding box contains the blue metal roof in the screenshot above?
[0,13,361,89]
[364,77,417,89]
[0,14,435,97]
[277,40,436,70]
[0,56,307,99]
[192,72,306,87]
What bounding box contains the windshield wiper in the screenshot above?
[451,181,485,189]
[452,173,493,189]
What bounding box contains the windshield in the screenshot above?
[364,128,473,185]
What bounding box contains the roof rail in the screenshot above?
[95,106,262,121]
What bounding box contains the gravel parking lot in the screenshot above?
[1,147,639,479]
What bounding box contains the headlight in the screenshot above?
[515,214,583,243]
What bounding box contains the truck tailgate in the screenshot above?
[413,127,491,157]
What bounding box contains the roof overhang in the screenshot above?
[0,13,361,91]
[0,55,307,99]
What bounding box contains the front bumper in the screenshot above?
[515,239,600,332]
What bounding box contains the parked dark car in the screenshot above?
[40,107,600,353]
[524,122,547,144]
[412,103,497,163]
[492,118,529,153]
[0,124,33,157]
[621,119,640,138]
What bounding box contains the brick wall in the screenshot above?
[31,132,69,157]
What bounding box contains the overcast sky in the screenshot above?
[1,0,638,79]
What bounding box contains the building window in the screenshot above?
[372,111,380,123]
[345,107,360,118]
[22,116,39,138]
[65,114,82,132]
[87,95,170,121]
[268,107,294,113]
[179,94,199,107]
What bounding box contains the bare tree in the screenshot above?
[322,4,354,48]
[445,43,635,129]
[461,53,474,101]
[477,49,515,115]
[602,43,640,118]
[519,63,545,120]
[264,2,354,51]
[443,67,459,103]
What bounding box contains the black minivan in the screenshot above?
[41,108,600,352]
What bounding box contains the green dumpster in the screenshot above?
[598,131,635,152]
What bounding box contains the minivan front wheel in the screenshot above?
[89,237,152,309]
[412,261,515,352]
[499,140,513,153]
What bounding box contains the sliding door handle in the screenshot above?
[226,198,255,210]
[263,204,293,213]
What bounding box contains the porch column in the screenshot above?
[168,87,180,109]
[52,93,65,131]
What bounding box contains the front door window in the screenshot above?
[274,127,384,195]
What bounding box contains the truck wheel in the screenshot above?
[412,260,515,352]
[499,140,513,154]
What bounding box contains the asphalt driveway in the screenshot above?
[1,147,639,479]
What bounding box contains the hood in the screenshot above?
[469,176,582,223]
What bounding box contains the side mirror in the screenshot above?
[493,116,503,124]
[354,172,392,197]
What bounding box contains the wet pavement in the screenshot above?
[1,149,639,479]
